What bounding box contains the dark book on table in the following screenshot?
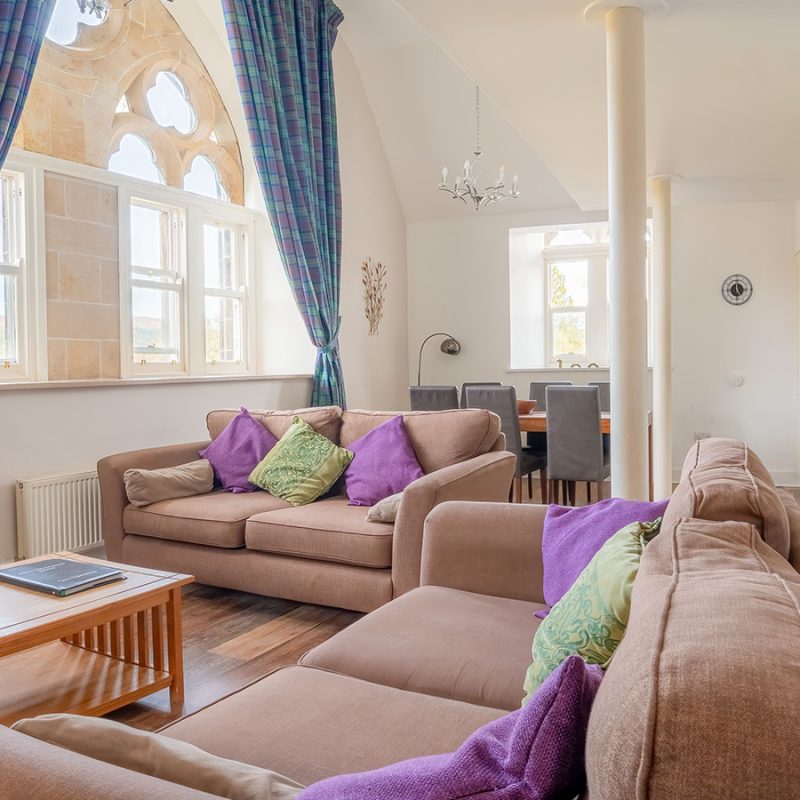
[0,558,126,597]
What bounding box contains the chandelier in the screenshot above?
[438,86,520,211]
[76,0,109,16]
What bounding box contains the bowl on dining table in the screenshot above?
[517,399,537,415]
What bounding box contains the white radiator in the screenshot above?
[15,470,102,559]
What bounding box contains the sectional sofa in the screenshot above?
[97,406,515,612]
[6,437,800,798]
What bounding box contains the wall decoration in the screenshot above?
[362,258,387,336]
[721,274,753,306]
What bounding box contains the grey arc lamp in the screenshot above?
[417,332,462,386]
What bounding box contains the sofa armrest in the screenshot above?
[98,441,209,561]
[391,451,515,597]
[0,727,221,800]
[420,500,547,603]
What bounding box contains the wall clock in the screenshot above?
[721,274,753,306]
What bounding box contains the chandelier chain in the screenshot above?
[475,86,481,155]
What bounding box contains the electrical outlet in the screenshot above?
[694,432,711,441]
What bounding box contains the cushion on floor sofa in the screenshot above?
[124,490,291,548]
[161,666,504,788]
[301,585,542,711]
[245,496,393,568]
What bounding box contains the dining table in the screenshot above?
[518,410,654,500]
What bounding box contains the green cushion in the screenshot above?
[522,519,662,702]
[248,416,353,507]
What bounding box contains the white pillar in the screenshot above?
[606,6,649,499]
[652,176,673,497]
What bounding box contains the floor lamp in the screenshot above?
[417,332,461,386]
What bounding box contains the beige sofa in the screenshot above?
[97,406,515,612]
[6,438,800,799]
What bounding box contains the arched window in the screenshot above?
[108,134,165,184]
[146,72,196,136]
[184,155,228,201]
[46,0,107,46]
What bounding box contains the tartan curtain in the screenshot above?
[0,0,56,168]
[222,0,346,408]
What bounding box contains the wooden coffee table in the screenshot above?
[0,552,193,726]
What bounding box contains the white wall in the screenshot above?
[407,201,800,483]
[0,377,312,562]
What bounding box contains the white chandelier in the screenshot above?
[438,86,520,211]
[76,0,109,17]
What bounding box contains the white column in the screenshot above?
[652,176,673,497]
[606,6,649,499]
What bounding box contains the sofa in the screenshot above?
[97,406,515,612]
[6,438,800,798]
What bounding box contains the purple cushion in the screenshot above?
[298,655,603,800]
[542,497,669,611]
[199,407,277,494]
[344,416,424,507]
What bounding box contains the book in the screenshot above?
[0,558,126,597]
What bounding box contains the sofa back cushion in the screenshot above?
[778,488,800,571]
[207,406,342,445]
[339,410,502,474]
[585,515,800,799]
[662,437,790,558]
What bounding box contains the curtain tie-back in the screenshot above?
[318,317,341,355]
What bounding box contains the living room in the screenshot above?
[1,0,799,798]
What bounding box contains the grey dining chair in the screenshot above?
[409,385,459,411]
[588,381,611,413]
[527,381,573,452]
[460,382,502,409]
[545,385,610,506]
[465,385,547,503]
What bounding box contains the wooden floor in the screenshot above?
[106,584,361,732]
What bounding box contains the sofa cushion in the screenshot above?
[778,488,800,571]
[162,666,504,788]
[339,410,501,473]
[124,490,291,548]
[301,586,542,711]
[585,516,800,800]
[662,437,790,558]
[245,496,393,568]
[207,407,342,445]
[123,460,214,508]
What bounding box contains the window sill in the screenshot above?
[0,373,313,391]
[506,367,654,373]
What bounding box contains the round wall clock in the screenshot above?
[721,274,753,306]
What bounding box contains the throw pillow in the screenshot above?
[366,492,403,524]
[523,519,661,701]
[13,713,304,800]
[345,416,424,506]
[541,497,669,611]
[298,655,603,800]
[124,460,214,508]
[199,407,277,494]
[249,416,353,507]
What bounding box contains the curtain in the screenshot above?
[0,0,56,167]
[222,0,346,408]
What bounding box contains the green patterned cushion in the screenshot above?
[522,519,662,702]
[248,416,353,507]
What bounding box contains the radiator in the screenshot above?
[15,470,102,559]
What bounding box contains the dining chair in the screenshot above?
[409,385,459,411]
[545,385,610,506]
[460,382,502,409]
[526,381,573,452]
[465,385,547,503]
[588,381,611,413]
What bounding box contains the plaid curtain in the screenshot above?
[0,1,56,167]
[222,0,347,408]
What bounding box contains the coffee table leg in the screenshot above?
[166,587,185,705]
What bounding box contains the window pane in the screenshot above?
[132,286,181,364]
[46,0,107,46]
[185,156,228,201]
[0,175,16,264]
[549,260,588,307]
[0,274,18,363]
[147,72,196,135]
[131,203,172,271]
[109,134,164,184]
[552,312,586,357]
[205,296,242,364]
[204,224,236,290]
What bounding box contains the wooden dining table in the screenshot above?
[518,410,654,500]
